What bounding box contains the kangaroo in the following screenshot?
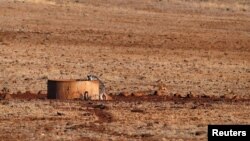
[87,75,106,100]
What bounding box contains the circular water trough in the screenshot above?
[47,79,99,100]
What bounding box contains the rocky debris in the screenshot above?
[195,131,206,136]
[56,112,65,116]
[92,104,106,110]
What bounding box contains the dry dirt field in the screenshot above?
[0,0,249,140]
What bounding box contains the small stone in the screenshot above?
[57,112,65,116]
[195,131,206,136]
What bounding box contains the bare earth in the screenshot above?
[0,0,249,140]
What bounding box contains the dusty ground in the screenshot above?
[0,95,249,141]
[0,0,249,140]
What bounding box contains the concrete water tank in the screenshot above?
[47,79,99,100]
